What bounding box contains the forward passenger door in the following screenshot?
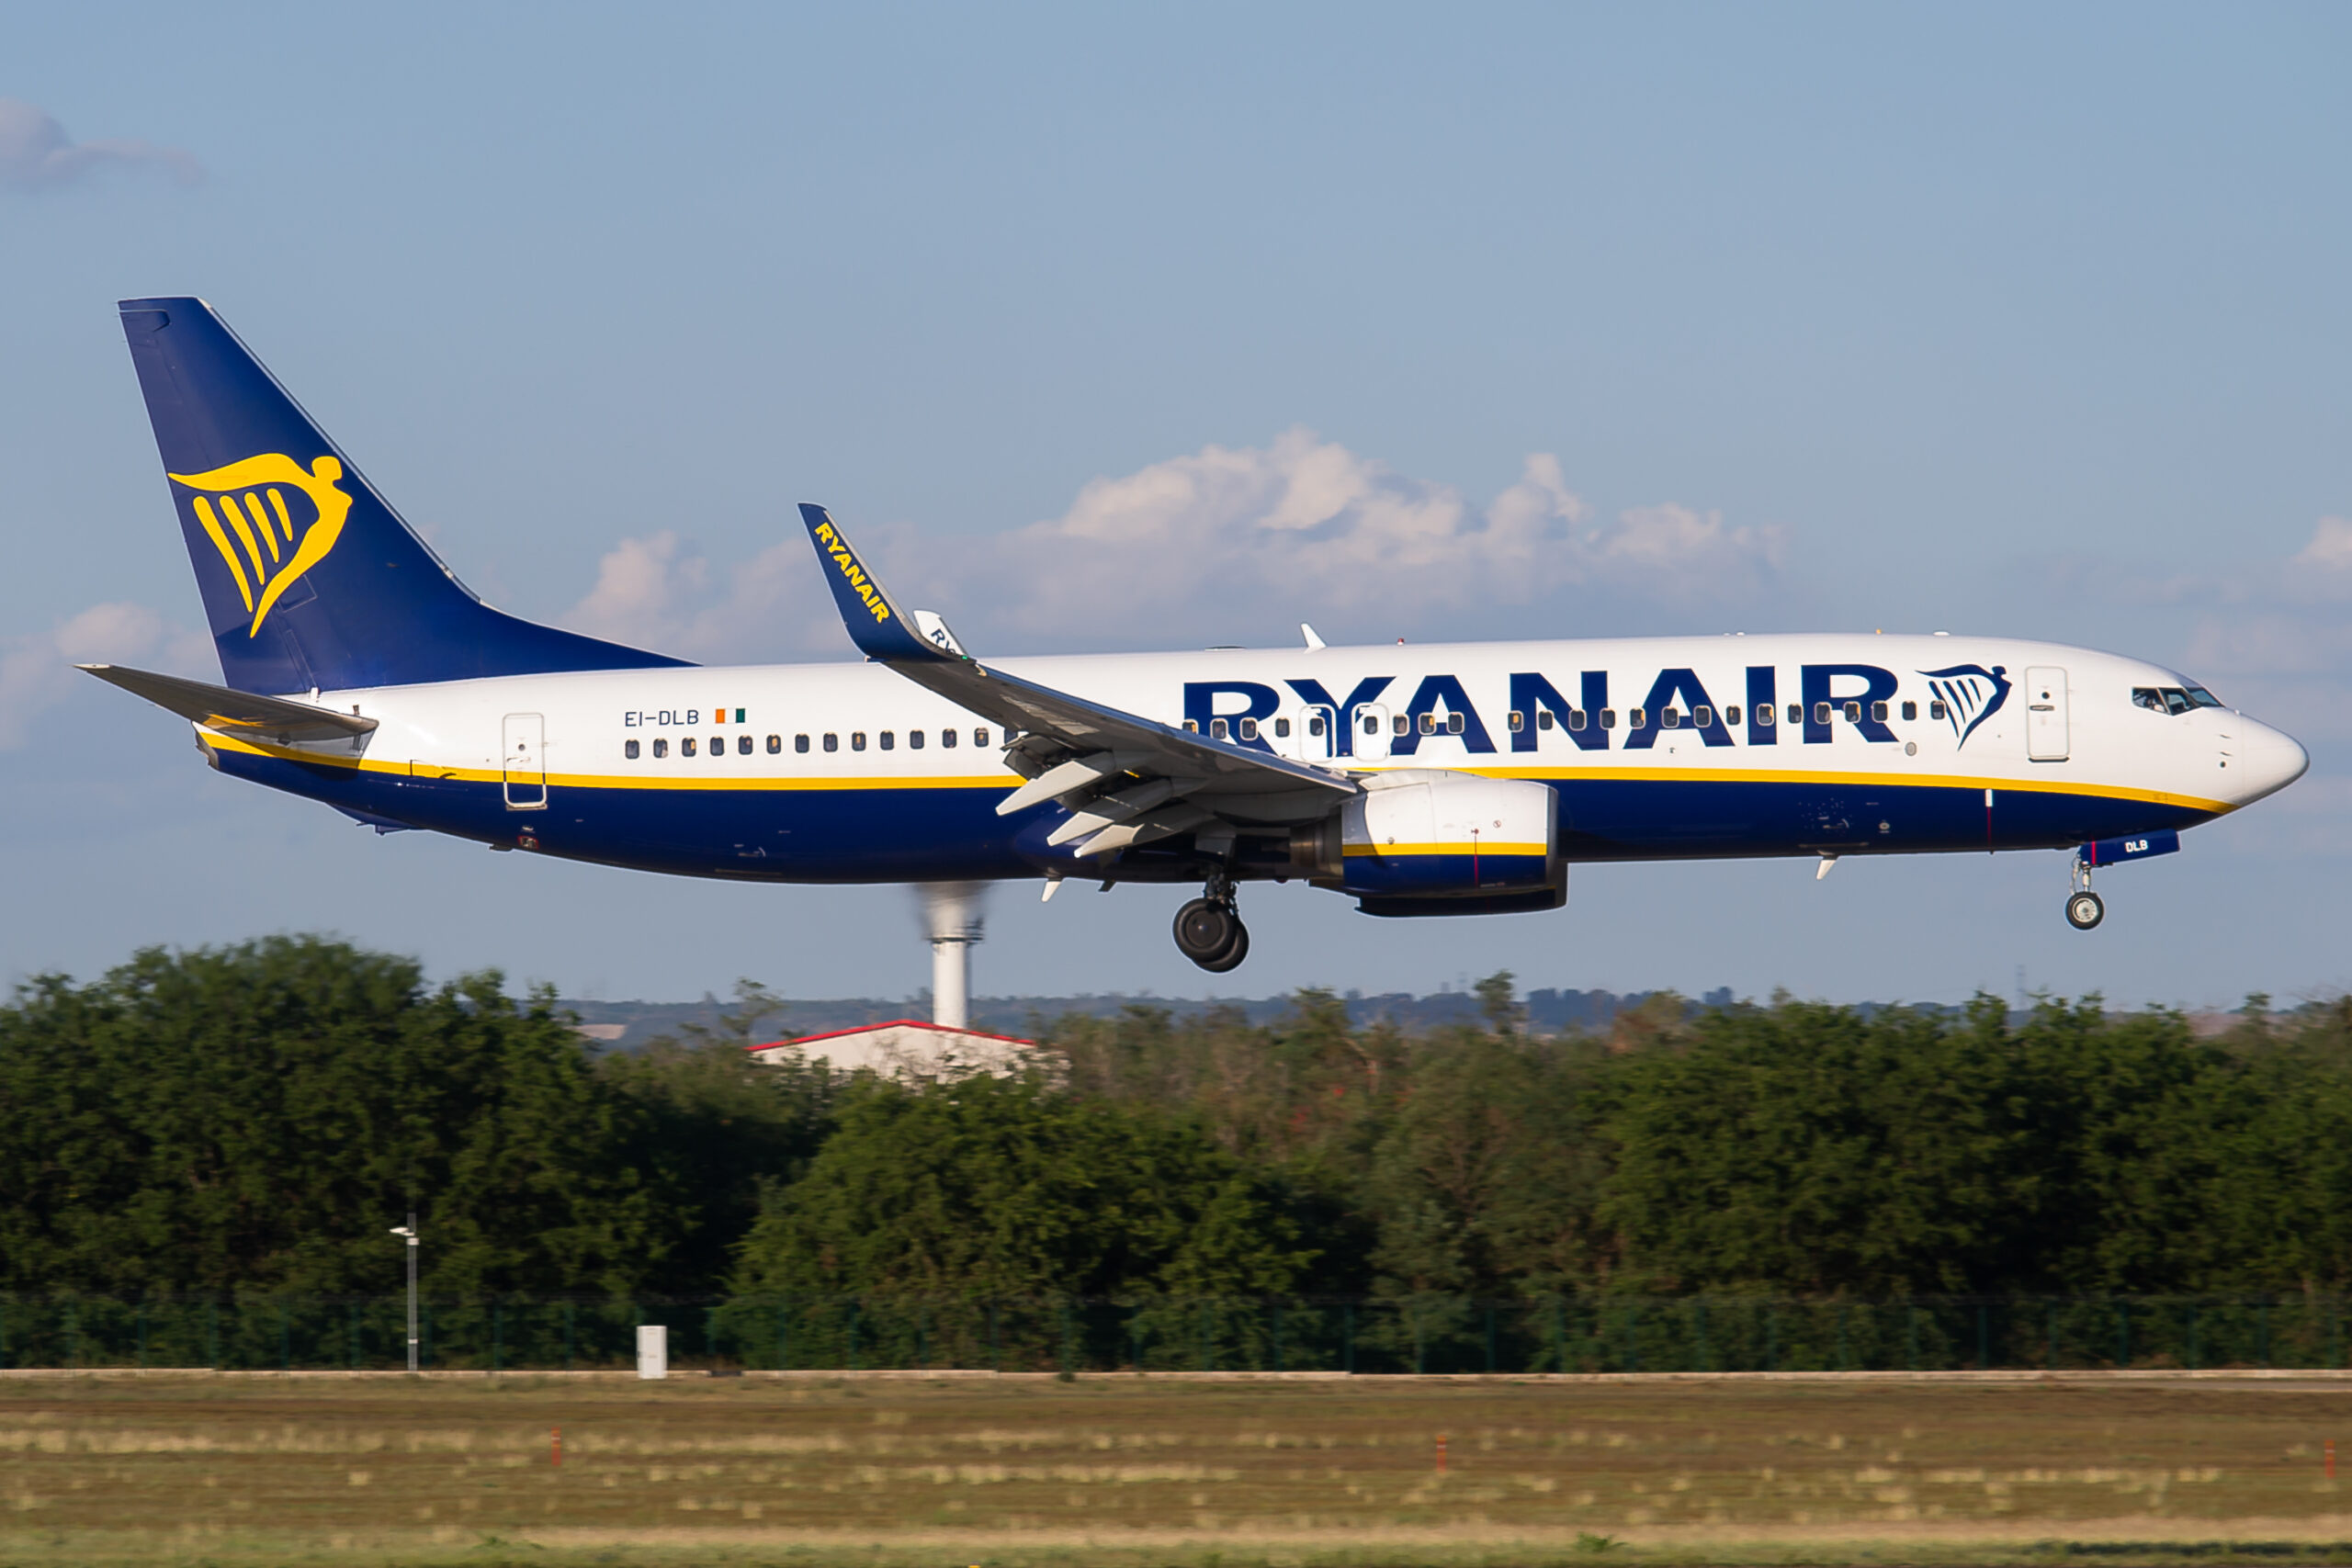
[2025,668,2069,761]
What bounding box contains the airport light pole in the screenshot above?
[389,1215,419,1371]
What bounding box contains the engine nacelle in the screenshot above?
[1296,770,1559,901]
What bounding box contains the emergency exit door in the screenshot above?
[2024,668,2069,761]
[503,713,548,808]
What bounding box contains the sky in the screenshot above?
[3,3,2348,1011]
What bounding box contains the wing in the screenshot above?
[797,503,1356,859]
[79,663,379,744]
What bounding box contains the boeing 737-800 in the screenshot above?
[84,299,2309,971]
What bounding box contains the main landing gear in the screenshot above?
[1173,872,1250,973]
[2065,857,2105,931]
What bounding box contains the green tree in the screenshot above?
[731,1072,1313,1298]
[596,980,838,1292]
[0,937,688,1297]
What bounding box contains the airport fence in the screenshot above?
[2,1293,2347,1374]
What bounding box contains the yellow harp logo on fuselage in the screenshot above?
[168,454,354,637]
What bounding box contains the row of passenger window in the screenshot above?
[624,728,995,761]
[1191,700,1948,742]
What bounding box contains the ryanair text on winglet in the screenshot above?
[812,519,892,624]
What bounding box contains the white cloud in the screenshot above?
[562,529,838,665]
[964,433,1784,639]
[2292,516,2352,575]
[0,98,200,191]
[0,602,209,750]
[559,431,1789,662]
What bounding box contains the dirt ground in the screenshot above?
[6,1371,2352,1565]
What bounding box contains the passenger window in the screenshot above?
[1418,713,1436,736]
[1393,715,1408,736]
[974,728,990,746]
[739,734,753,755]
[1600,708,1617,729]
[880,731,895,750]
[1210,717,1229,740]
[1901,702,1917,722]
[653,738,668,758]
[942,728,957,748]
[682,737,697,757]
[1273,717,1290,739]
[766,734,781,753]
[1929,700,1947,721]
[909,729,925,750]
[1363,714,1378,736]
[1307,716,1325,737]
[796,734,810,753]
[1661,708,1680,729]
[1788,704,1803,725]
[1539,710,1556,731]
[1566,710,1584,731]
[1870,702,1888,723]
[1813,703,1831,725]
[1695,705,1713,728]
[1629,707,1647,729]
[823,733,839,752]
[1755,705,1774,728]
[852,732,867,751]
[1843,702,1860,723]
[1508,710,1524,733]
[1183,719,1198,733]
[1446,712,1464,735]
[625,739,640,760]
[1238,717,1258,741]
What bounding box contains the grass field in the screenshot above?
[7,1372,2352,1566]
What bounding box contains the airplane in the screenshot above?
[84,298,2309,974]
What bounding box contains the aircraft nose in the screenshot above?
[2231,719,2309,806]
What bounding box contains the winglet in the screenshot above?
[797,503,952,662]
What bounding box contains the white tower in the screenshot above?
[918,881,988,1029]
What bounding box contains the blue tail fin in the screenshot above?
[118,298,691,693]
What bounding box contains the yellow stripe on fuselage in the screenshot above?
[196,731,2233,815]
[200,732,1018,791]
[1453,761,2232,817]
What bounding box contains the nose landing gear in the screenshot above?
[2064,858,2105,931]
[1173,872,1250,972]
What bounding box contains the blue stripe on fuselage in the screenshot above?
[213,748,2216,881]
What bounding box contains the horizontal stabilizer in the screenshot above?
[78,663,378,743]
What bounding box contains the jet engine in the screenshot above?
[1288,770,1563,911]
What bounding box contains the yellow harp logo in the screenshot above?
[168,455,354,637]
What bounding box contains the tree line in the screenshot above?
[5,935,2348,1303]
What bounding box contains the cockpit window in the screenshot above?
[2133,685,2222,716]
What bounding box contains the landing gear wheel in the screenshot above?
[1196,919,1250,974]
[1173,897,1242,967]
[2065,890,2105,931]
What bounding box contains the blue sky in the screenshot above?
[4,3,2347,1010]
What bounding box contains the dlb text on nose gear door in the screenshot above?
[2025,668,2069,761]
[503,713,547,808]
